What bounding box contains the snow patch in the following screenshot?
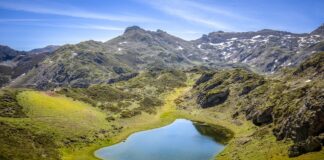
[72,52,78,57]
[208,42,218,46]
[252,35,262,39]
[176,46,184,50]
[119,41,128,45]
[305,79,311,83]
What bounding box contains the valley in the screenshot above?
[0,25,323,160]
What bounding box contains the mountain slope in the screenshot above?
[193,26,324,72]
[0,45,58,87]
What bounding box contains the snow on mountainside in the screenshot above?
[193,26,324,72]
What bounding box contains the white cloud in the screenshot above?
[141,0,255,31]
[0,1,157,23]
[180,0,254,21]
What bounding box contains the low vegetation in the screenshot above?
[0,53,323,160]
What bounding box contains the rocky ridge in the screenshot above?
[2,25,324,89]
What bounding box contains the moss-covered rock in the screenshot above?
[197,88,230,108]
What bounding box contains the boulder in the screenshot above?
[107,73,139,84]
[252,107,273,126]
[194,73,214,87]
[197,88,229,108]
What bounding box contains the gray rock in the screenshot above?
[197,88,230,108]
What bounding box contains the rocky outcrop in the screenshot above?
[197,88,229,108]
[239,79,265,96]
[288,136,322,157]
[107,73,139,84]
[273,86,324,144]
[247,107,273,126]
[194,72,214,87]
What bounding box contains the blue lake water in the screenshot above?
[95,119,225,160]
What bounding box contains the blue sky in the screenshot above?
[0,0,323,50]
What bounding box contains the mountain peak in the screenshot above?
[311,23,324,35]
[124,26,144,34]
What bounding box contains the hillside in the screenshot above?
[0,51,323,160]
[177,52,324,158]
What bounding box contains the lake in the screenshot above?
[95,119,225,160]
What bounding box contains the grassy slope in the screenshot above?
[0,90,110,160]
[17,91,109,139]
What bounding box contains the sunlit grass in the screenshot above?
[17,91,109,138]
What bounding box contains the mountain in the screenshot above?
[0,45,58,87]
[193,28,324,72]
[14,26,204,89]
[0,45,26,62]
[7,25,324,89]
[311,24,324,36]
[28,45,60,54]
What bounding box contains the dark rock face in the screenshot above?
[197,88,229,108]
[251,107,273,126]
[203,80,223,91]
[112,67,126,74]
[288,136,322,157]
[273,88,324,143]
[239,79,265,96]
[194,73,214,87]
[107,73,139,84]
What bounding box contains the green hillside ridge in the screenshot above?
[0,52,323,160]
